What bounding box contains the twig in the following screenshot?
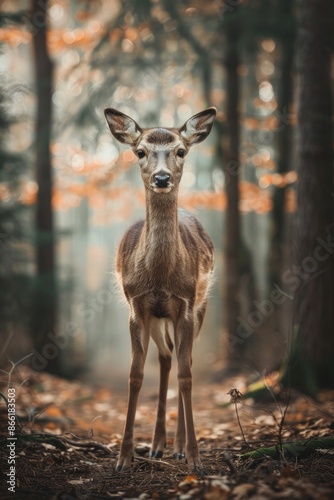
[261,367,292,463]
[220,452,237,475]
[134,455,178,469]
[63,437,112,454]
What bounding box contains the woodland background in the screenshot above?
[0,0,333,398]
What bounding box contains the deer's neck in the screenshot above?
[143,190,180,267]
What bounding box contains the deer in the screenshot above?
[104,106,216,471]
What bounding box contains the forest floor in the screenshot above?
[0,367,334,499]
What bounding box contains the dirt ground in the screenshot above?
[0,366,333,499]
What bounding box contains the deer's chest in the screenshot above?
[123,268,193,298]
[121,257,195,316]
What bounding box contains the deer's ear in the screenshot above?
[180,107,216,145]
[104,108,142,145]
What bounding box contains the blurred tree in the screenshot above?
[283,0,334,393]
[0,12,31,347]
[269,0,296,286]
[0,88,27,336]
[31,0,59,374]
[222,9,243,369]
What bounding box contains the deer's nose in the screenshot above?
[154,173,170,188]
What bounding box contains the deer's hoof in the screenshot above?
[173,452,185,460]
[116,464,131,473]
[186,456,202,471]
[116,455,133,472]
[150,450,164,459]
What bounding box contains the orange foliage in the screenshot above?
[19,181,38,205]
[251,155,276,170]
[239,181,272,214]
[7,176,297,216]
[109,28,122,42]
[243,117,260,130]
[252,97,278,111]
[244,113,295,132]
[285,187,297,213]
[75,10,92,22]
[47,25,104,52]
[0,25,104,51]
[259,171,297,189]
[0,27,30,46]
[180,191,226,211]
[243,115,279,131]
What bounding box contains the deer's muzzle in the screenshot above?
[153,173,171,188]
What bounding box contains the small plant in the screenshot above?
[227,388,249,448]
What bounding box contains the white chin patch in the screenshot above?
[152,186,172,194]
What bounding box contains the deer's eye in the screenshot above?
[136,149,145,159]
[177,149,186,158]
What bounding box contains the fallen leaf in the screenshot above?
[232,483,256,499]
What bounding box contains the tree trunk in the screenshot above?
[269,0,295,286]
[288,0,334,391]
[31,0,58,374]
[223,14,243,369]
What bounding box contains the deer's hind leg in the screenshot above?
[174,310,200,467]
[194,299,208,337]
[173,387,186,460]
[173,301,207,461]
[150,318,174,458]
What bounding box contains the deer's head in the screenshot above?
[104,107,216,194]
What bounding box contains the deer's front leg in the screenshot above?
[150,319,173,458]
[117,317,149,472]
[175,315,200,468]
